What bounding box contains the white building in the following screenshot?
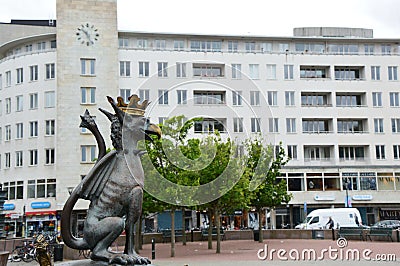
[0,0,399,235]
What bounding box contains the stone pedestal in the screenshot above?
[56,260,156,266]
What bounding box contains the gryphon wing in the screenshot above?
[76,150,118,202]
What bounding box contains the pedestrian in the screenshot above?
[326,216,335,240]
[355,214,360,226]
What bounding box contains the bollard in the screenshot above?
[151,238,155,260]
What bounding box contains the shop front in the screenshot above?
[25,210,57,237]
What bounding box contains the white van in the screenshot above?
[295,208,362,229]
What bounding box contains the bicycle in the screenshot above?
[9,240,36,262]
[78,249,91,259]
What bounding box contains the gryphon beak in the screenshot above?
[145,123,162,140]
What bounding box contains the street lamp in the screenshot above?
[345,178,349,208]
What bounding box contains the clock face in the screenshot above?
[76,23,99,46]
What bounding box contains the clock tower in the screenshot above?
[56,0,118,206]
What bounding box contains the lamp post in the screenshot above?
[345,178,349,208]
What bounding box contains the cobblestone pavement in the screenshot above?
[6,239,400,266]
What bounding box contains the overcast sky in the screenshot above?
[1,0,400,38]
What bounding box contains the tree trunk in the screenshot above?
[181,207,186,246]
[170,208,175,257]
[258,208,264,243]
[215,208,221,254]
[207,209,213,250]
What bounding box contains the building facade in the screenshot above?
[0,0,399,236]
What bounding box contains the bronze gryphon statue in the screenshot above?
[61,95,161,265]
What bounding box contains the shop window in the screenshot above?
[306,174,323,190]
[377,173,395,190]
[360,175,377,190]
[288,173,305,191]
[324,174,340,190]
[396,174,400,190]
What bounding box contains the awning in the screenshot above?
[25,210,57,216]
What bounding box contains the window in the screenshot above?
[45,63,55,79]
[16,95,23,112]
[139,89,150,101]
[268,118,279,133]
[233,117,243,133]
[27,179,56,198]
[37,42,46,50]
[250,91,260,106]
[119,89,131,102]
[267,91,278,106]
[177,90,187,105]
[5,125,11,141]
[28,93,39,110]
[372,92,382,107]
[228,41,238,53]
[29,149,38,166]
[336,94,362,107]
[155,39,166,50]
[391,118,400,133]
[194,119,226,133]
[16,123,23,139]
[300,66,328,78]
[81,145,96,163]
[50,40,56,48]
[4,181,23,200]
[190,40,221,52]
[193,64,224,77]
[393,145,400,159]
[286,118,296,133]
[390,92,399,107]
[45,120,55,136]
[231,64,242,79]
[337,120,364,133]
[5,71,11,87]
[232,91,242,106]
[158,117,168,125]
[174,40,185,51]
[285,91,295,106]
[302,120,329,133]
[16,68,23,84]
[364,44,374,55]
[245,42,256,53]
[388,66,398,81]
[287,145,297,160]
[279,43,289,52]
[339,146,365,161]
[45,148,55,165]
[158,90,169,105]
[81,59,95,75]
[120,61,131,77]
[137,39,148,48]
[157,62,168,77]
[139,62,149,77]
[375,145,386,160]
[26,44,33,52]
[81,87,96,104]
[284,64,294,80]
[374,118,384,133]
[334,67,362,80]
[176,63,187,78]
[30,121,38,137]
[251,118,261,133]
[0,74,2,89]
[5,153,11,168]
[249,64,259,79]
[194,91,225,104]
[119,38,129,47]
[266,64,276,80]
[381,44,391,55]
[45,91,55,108]
[261,43,272,53]
[15,151,23,167]
[371,66,380,80]
[30,65,38,81]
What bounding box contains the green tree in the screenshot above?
[247,140,293,243]
[143,115,201,257]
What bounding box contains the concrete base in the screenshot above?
[56,260,156,266]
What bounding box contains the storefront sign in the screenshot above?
[3,203,15,210]
[10,214,20,219]
[31,202,51,209]
[352,195,373,201]
[379,208,400,220]
[314,195,335,201]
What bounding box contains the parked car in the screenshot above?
[371,220,400,229]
